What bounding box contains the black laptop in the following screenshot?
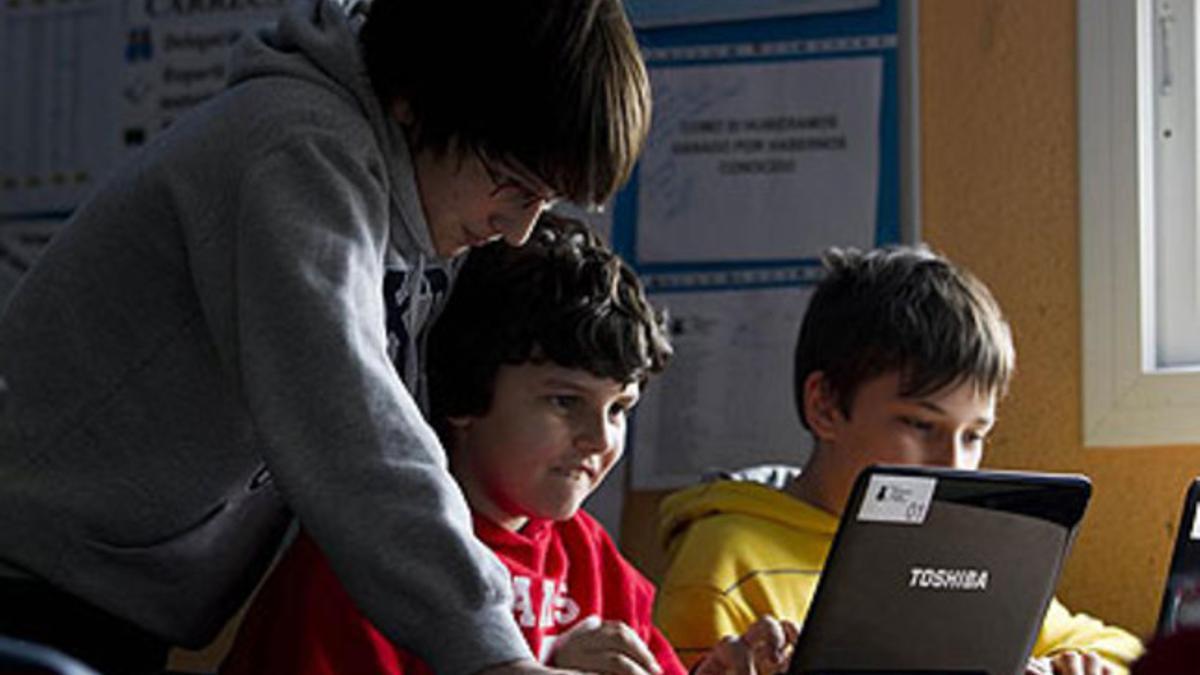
[787,464,1092,675]
[1155,477,1200,638]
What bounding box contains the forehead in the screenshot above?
[500,362,637,396]
[855,371,996,414]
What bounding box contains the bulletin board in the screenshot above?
[0,0,288,305]
[616,0,917,489]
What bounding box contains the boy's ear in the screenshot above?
[804,371,842,443]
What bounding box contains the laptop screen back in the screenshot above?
[1156,477,1200,638]
[788,465,1091,675]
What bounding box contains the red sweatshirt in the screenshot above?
[221,511,686,675]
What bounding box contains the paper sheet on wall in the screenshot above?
[116,0,288,159]
[631,284,816,489]
[2,0,287,217]
[637,56,882,263]
[1,0,122,215]
[627,0,879,28]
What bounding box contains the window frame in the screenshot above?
[1080,0,1200,446]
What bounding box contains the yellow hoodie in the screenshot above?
[653,480,1144,671]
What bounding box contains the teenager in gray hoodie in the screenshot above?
[0,0,650,673]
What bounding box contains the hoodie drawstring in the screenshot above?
[383,255,451,410]
[402,255,427,402]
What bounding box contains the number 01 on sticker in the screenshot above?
[857,474,937,525]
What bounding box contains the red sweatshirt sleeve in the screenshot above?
[570,513,687,675]
[221,532,431,675]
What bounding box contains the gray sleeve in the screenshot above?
[230,132,530,674]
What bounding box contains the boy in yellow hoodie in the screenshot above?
[654,246,1143,675]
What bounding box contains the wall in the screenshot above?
[920,0,1200,638]
[622,0,1200,640]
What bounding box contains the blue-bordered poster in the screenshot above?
[616,0,913,488]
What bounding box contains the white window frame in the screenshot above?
[1080,0,1200,446]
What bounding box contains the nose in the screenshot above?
[947,436,980,470]
[574,411,616,457]
[497,202,546,247]
[918,434,974,470]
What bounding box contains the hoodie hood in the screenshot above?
[657,480,837,558]
[227,0,452,395]
[227,0,438,263]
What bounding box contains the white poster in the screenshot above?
[631,284,816,489]
[626,0,879,29]
[117,0,288,154]
[1,0,288,217]
[637,56,882,263]
[1,0,122,215]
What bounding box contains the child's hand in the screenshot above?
[550,615,663,675]
[1026,651,1120,675]
[692,615,802,675]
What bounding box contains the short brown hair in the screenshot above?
[794,245,1014,430]
[428,212,671,433]
[360,0,651,206]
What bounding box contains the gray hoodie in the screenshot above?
[0,0,530,671]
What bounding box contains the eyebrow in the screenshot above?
[541,375,639,401]
[914,400,995,425]
[541,376,591,392]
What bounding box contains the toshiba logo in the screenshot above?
[908,567,989,591]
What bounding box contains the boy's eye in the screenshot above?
[509,185,559,211]
[900,416,934,433]
[549,395,577,410]
[963,429,990,446]
[501,182,538,207]
[608,401,633,421]
[478,152,560,211]
[495,178,527,199]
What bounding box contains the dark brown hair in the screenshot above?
[794,245,1014,430]
[428,212,671,431]
[360,0,651,206]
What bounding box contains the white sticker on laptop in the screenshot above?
[1191,502,1200,540]
[857,474,937,525]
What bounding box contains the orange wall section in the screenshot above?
[620,0,1200,641]
[919,0,1200,639]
